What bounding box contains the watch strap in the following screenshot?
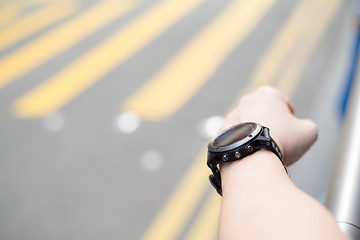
[208,127,287,196]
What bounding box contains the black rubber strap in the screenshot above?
[209,135,288,196]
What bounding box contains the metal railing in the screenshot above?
[325,6,360,236]
[326,71,360,238]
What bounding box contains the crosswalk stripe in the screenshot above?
[122,0,277,121]
[243,0,323,94]
[183,191,221,240]
[277,0,342,97]
[0,0,50,27]
[12,0,206,118]
[141,149,210,240]
[0,3,76,52]
[0,4,19,28]
[0,0,137,90]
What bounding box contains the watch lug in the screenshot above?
[261,126,270,138]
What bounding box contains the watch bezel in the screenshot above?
[208,122,262,152]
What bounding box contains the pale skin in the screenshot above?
[217,86,349,240]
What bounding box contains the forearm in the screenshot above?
[215,87,348,239]
[219,150,348,240]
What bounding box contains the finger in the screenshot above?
[255,86,296,115]
[281,117,318,166]
[299,118,318,144]
[283,96,296,115]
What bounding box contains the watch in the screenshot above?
[207,122,288,196]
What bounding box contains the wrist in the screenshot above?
[220,149,291,195]
[268,132,286,162]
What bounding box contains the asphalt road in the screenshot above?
[0,0,352,239]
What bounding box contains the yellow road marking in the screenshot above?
[123,0,277,121]
[0,0,75,29]
[183,191,221,240]
[243,0,323,94]
[277,0,342,97]
[12,0,206,118]
[0,4,19,28]
[0,0,137,90]
[0,3,76,52]
[141,149,210,240]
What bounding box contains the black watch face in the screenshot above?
[213,122,257,147]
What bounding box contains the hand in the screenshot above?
[219,86,318,165]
